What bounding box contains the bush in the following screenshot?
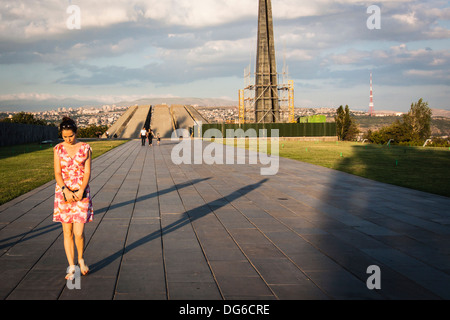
[365,98,432,146]
[1,112,51,126]
[426,137,450,148]
[76,125,108,138]
[335,105,359,141]
[365,119,415,144]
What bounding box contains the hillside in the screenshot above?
[0,96,237,112]
[355,114,450,137]
[431,108,450,118]
[114,97,237,108]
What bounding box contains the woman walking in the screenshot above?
[54,117,93,280]
[148,128,154,146]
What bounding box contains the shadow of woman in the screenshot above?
[89,178,268,274]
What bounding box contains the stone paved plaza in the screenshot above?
[1,139,449,300]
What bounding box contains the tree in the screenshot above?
[1,112,48,126]
[366,98,432,145]
[335,105,359,141]
[335,105,345,140]
[366,119,410,144]
[77,125,108,138]
[402,98,432,141]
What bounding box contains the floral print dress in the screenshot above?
[53,142,93,224]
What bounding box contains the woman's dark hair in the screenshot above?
[59,116,77,133]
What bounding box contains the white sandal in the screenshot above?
[65,265,76,280]
[78,259,89,276]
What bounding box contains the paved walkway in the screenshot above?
[1,139,450,300]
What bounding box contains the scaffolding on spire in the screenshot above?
[238,0,295,124]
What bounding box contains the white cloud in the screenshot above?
[0,0,257,40]
[0,0,449,111]
[404,69,439,77]
[1,0,448,44]
[165,38,254,64]
[392,11,418,25]
[0,92,178,103]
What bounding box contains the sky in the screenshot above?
[0,0,449,112]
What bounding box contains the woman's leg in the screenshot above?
[73,223,89,275]
[62,223,75,266]
[73,223,86,262]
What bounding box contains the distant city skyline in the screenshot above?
[0,0,449,112]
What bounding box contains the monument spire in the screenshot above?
[255,0,279,123]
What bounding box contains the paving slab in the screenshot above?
[1,139,450,300]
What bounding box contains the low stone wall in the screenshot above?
[0,122,58,147]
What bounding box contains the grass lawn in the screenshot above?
[0,140,128,205]
[227,139,450,198]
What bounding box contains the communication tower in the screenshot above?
[369,72,374,116]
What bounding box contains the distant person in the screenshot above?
[54,116,92,281]
[148,128,154,146]
[157,133,161,145]
[106,131,109,139]
[140,127,147,146]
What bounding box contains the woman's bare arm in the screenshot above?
[54,147,75,202]
[73,148,92,201]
